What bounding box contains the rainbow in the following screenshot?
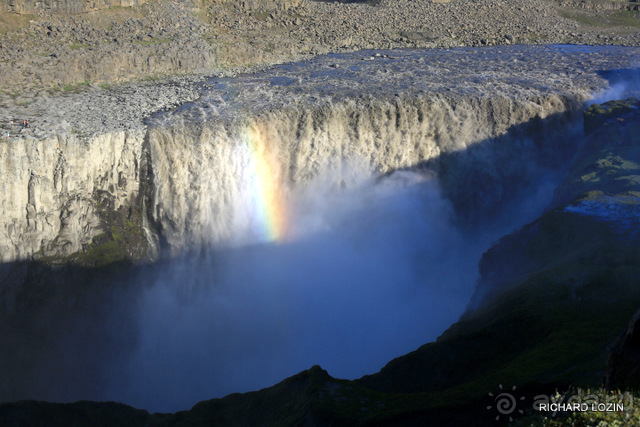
[245,125,289,243]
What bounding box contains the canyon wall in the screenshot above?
[0,129,145,263]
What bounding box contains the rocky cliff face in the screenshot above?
[0,75,200,264]
[0,130,145,263]
[2,90,575,263]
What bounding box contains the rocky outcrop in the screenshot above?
[0,366,386,426]
[0,0,218,90]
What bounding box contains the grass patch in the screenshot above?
[251,10,272,21]
[526,31,548,43]
[73,234,126,268]
[86,3,146,29]
[40,191,148,268]
[609,9,640,27]
[60,80,91,93]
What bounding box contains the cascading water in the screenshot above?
[148,94,577,252]
[110,46,635,412]
[4,45,640,414]
[147,46,640,254]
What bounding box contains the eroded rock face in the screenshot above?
[0,130,145,263]
[470,97,640,308]
[0,76,201,264]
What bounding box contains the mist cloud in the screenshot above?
[104,165,554,413]
[588,67,640,105]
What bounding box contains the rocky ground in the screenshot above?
[0,75,205,138]
[1,0,640,132]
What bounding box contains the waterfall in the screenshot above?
[148,92,580,253]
